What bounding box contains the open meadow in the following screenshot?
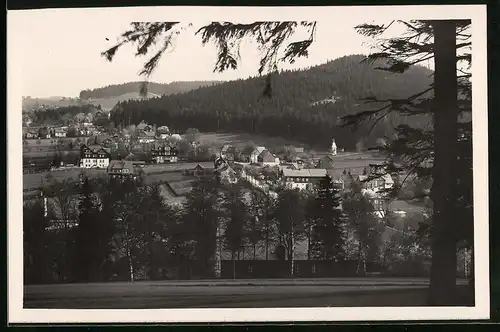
[198,132,312,151]
[24,278,471,309]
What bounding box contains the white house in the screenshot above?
[250,146,266,163]
[358,173,394,194]
[282,168,327,191]
[80,144,111,169]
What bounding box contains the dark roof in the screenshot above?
[258,149,275,162]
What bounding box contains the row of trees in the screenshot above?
[25,105,103,127]
[24,172,432,284]
[101,19,474,305]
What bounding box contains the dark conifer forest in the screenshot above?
[109,55,433,150]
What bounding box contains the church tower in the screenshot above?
[331,138,337,156]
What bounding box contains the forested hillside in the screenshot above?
[110,55,434,150]
[22,97,89,111]
[79,81,221,99]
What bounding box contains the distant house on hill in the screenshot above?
[80,144,111,169]
[258,149,279,167]
[250,146,267,164]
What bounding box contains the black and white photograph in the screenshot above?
[8,4,489,323]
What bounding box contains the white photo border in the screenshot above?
[7,4,489,323]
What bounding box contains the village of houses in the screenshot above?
[22,110,414,261]
[22,109,401,206]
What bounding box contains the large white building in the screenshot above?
[80,144,111,169]
[282,168,328,191]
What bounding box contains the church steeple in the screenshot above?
[331,138,337,156]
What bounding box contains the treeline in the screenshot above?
[110,55,433,150]
[79,81,221,99]
[28,105,103,126]
[24,174,434,284]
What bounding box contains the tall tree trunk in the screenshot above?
[253,243,256,260]
[288,235,294,277]
[231,251,236,280]
[429,20,459,306]
[356,241,363,277]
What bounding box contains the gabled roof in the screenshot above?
[84,144,111,154]
[258,149,275,162]
[252,146,266,155]
[358,174,369,182]
[382,173,394,184]
[157,125,169,132]
[123,153,139,161]
[193,163,205,171]
[108,160,135,173]
[308,169,327,177]
[152,142,171,150]
[136,122,148,130]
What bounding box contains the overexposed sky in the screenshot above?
[10,8,395,98]
[9,5,474,98]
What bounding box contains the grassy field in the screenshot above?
[23,168,107,190]
[143,162,213,174]
[23,279,473,309]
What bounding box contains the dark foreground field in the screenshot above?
[24,278,472,309]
